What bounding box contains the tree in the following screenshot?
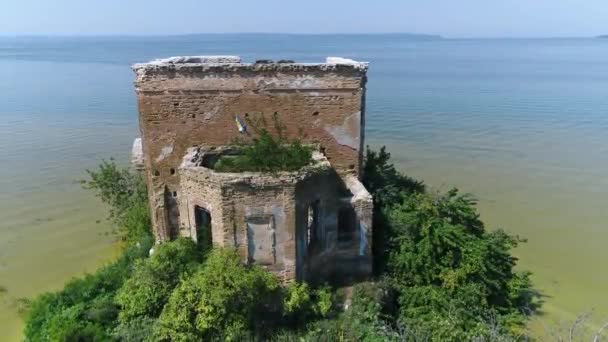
[363,146,535,341]
[82,159,151,243]
[362,147,425,274]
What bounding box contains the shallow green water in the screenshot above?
[1,35,607,339]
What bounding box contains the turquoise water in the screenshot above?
[1,35,608,339]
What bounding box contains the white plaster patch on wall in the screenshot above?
[202,105,222,122]
[359,221,368,256]
[258,75,320,89]
[156,145,174,162]
[344,175,372,201]
[131,138,144,168]
[326,57,369,71]
[324,111,361,150]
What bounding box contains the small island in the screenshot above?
[20,55,536,342]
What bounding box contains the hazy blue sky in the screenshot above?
[1,0,606,37]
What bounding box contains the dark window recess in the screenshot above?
[170,168,176,175]
[172,191,177,197]
[153,170,160,176]
[337,207,357,243]
[312,111,319,116]
[194,206,212,251]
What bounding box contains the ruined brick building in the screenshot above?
[131,56,373,283]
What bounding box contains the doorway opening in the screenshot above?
[194,206,212,251]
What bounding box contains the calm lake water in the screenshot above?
[1,35,607,339]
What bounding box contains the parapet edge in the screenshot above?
[132,55,369,77]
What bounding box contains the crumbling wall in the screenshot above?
[178,167,226,246]
[179,168,301,281]
[177,148,370,282]
[343,175,373,277]
[294,170,344,282]
[295,172,373,283]
[133,57,368,240]
[225,181,297,281]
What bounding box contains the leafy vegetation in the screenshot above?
[153,248,280,341]
[81,159,150,243]
[214,113,313,173]
[363,147,535,341]
[24,148,538,341]
[116,239,202,322]
[23,240,152,341]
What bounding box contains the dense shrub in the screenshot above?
[385,190,534,339]
[274,281,403,342]
[111,317,156,342]
[153,248,281,341]
[23,239,152,342]
[214,113,313,173]
[362,147,425,274]
[282,283,332,322]
[363,146,535,341]
[116,238,201,322]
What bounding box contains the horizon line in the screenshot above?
[0,32,602,40]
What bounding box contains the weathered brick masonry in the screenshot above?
[132,56,373,282]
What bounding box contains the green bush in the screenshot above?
[112,317,156,342]
[362,147,425,274]
[363,146,535,341]
[275,281,402,342]
[214,113,313,173]
[282,283,333,322]
[116,238,202,322]
[385,190,533,338]
[153,248,281,341]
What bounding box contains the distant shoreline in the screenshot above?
[2,33,606,40]
[0,32,444,39]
